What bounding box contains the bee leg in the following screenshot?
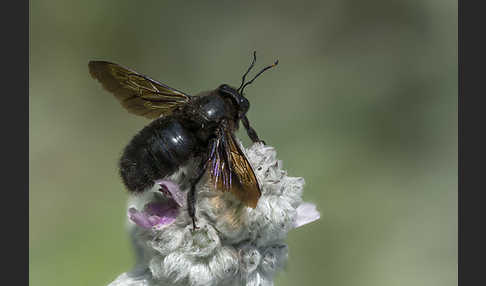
[187,157,210,231]
[187,184,197,230]
[188,176,202,231]
[241,115,265,144]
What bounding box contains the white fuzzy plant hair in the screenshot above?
[108,142,320,286]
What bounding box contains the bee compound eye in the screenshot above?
[219,84,230,91]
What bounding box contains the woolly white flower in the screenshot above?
[108,142,320,286]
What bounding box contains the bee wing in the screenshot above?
[88,61,191,119]
[207,128,261,208]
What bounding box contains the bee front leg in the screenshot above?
[241,115,265,144]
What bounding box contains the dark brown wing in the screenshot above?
[207,127,261,208]
[88,61,191,119]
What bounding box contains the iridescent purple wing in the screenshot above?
[207,128,261,208]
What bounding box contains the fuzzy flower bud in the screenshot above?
[108,142,320,286]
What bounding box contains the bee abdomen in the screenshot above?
[119,117,197,193]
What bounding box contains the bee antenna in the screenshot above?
[238,51,257,93]
[239,59,279,95]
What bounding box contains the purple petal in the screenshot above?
[129,201,180,229]
[155,180,186,207]
[157,215,177,226]
[146,214,177,227]
[294,202,320,228]
[128,208,153,229]
[145,201,176,216]
[147,215,161,225]
[145,201,179,223]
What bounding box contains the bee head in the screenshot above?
[218,84,249,118]
[219,52,278,119]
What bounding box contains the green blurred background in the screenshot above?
[29,0,457,285]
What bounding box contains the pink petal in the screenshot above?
[147,215,161,225]
[128,208,153,229]
[145,201,176,215]
[145,202,179,225]
[156,215,177,226]
[129,198,181,229]
[294,202,320,228]
[155,180,186,207]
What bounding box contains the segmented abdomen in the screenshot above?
[119,117,197,193]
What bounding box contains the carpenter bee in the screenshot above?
[88,52,278,229]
